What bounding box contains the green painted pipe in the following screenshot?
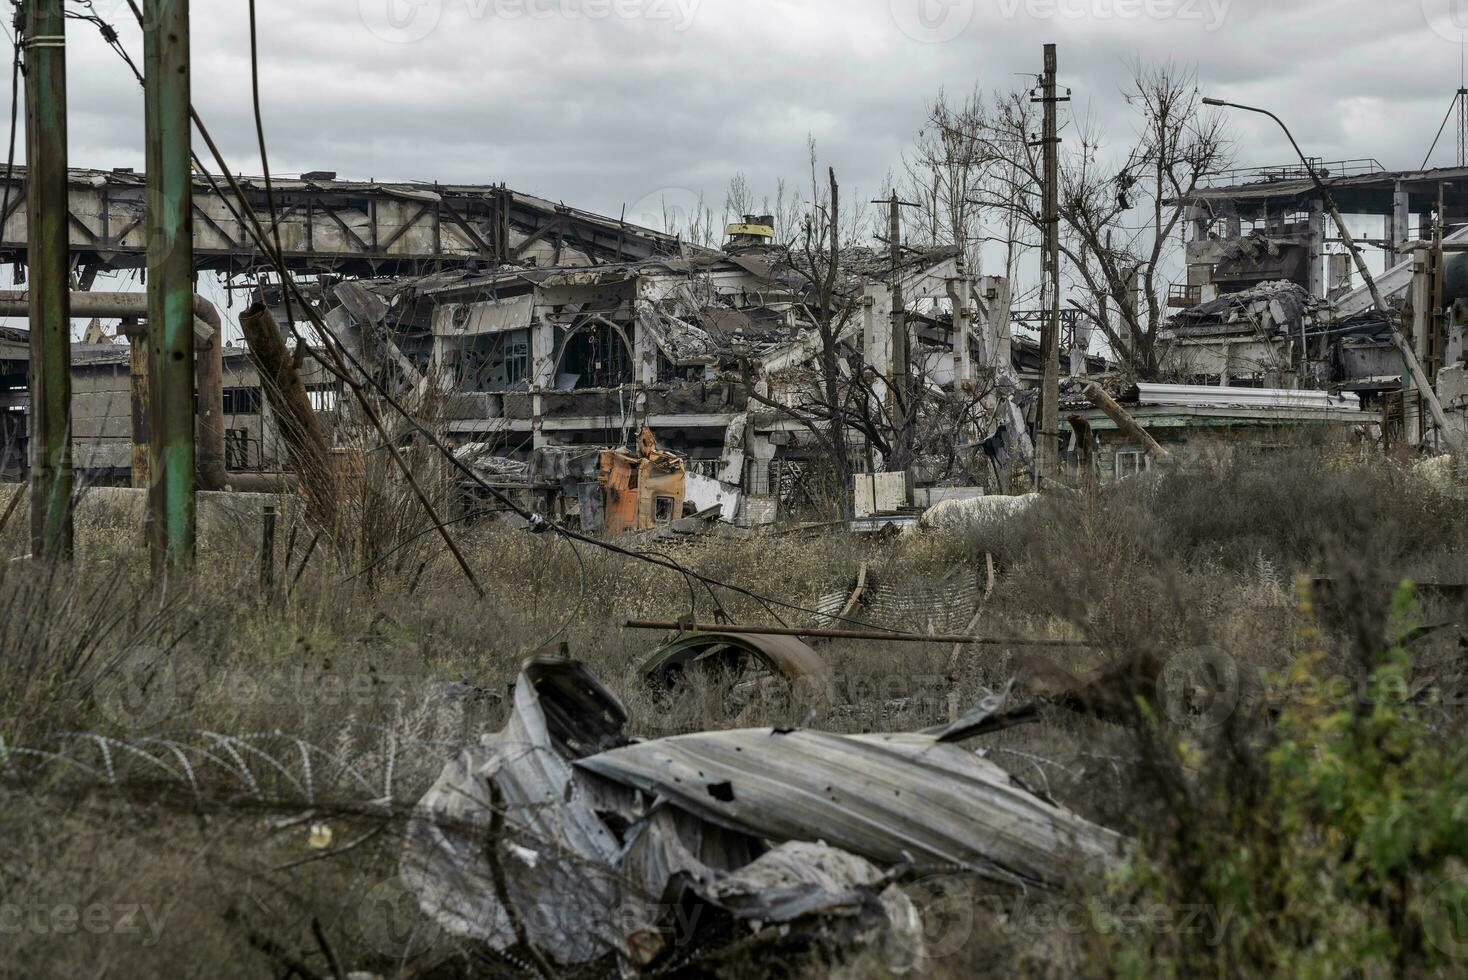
[144,0,195,577]
[24,0,73,560]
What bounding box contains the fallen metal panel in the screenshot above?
[402,658,644,965]
[405,659,932,971]
[578,726,1124,889]
[639,630,832,687]
[1134,382,1360,412]
[435,293,536,336]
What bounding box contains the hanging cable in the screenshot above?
[100,1,914,636]
[0,5,21,285]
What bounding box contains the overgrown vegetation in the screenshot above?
[2,444,1466,977]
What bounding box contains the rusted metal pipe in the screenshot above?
[624,619,1094,647]
[1082,382,1171,460]
[240,302,338,534]
[144,0,196,578]
[0,290,215,336]
[191,298,226,491]
[117,318,150,487]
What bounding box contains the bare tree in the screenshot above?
[903,86,993,274]
[946,59,1230,378]
[737,157,860,515]
[733,142,1002,513]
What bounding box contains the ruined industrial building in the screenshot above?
[5,6,1468,980]
[4,158,1465,528]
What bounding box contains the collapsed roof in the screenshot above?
[335,243,966,369]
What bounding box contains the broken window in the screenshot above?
[1114,450,1151,482]
[306,384,339,414]
[222,386,262,415]
[560,321,633,389]
[654,495,675,523]
[225,428,251,469]
[459,330,532,391]
[504,340,529,384]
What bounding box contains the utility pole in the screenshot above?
[888,193,907,417]
[885,191,917,500]
[1036,42,1062,486]
[25,0,74,560]
[144,0,196,576]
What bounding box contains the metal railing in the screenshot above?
[1202,158,1387,188]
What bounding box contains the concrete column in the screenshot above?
[989,278,1014,371]
[1307,202,1326,299]
[1406,249,1432,447]
[949,275,973,391]
[634,318,658,386]
[531,316,555,388]
[1388,183,1409,266]
[1187,204,1209,242]
[863,286,892,380]
[861,294,876,363]
[531,392,545,450]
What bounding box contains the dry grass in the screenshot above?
[1,442,1466,977]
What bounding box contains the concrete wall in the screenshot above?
[66,345,341,483]
[0,482,299,543]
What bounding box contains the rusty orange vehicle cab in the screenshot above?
[586,427,686,535]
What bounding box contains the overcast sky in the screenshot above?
[51,1,1468,218]
[22,0,1468,336]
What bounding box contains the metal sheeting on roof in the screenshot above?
[1134,383,1362,412]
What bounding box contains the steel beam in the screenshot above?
[24,0,73,560]
[144,0,195,576]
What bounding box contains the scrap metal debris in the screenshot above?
[638,628,832,691]
[402,657,1125,974]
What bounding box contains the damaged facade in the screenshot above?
[1162,161,1468,450]
[323,221,1016,524]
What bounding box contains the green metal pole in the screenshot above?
[24,0,73,561]
[144,0,194,576]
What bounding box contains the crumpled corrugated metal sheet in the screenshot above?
[577,726,1124,889]
[401,660,648,965]
[403,659,933,971]
[672,839,927,975]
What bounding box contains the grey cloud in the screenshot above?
[28,1,1468,225]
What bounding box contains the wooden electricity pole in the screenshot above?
[144,0,196,576]
[24,0,74,560]
[888,192,907,406]
[1036,42,1062,485]
[887,192,910,495]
